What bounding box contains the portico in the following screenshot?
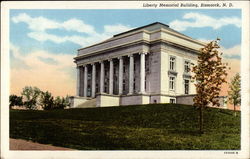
[76,52,147,98]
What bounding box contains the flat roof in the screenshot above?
[113,22,169,37]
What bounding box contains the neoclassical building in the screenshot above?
[70,22,206,108]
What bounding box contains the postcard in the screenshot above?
[1,1,249,159]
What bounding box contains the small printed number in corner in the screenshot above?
[224,151,238,154]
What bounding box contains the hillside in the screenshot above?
[10,104,240,150]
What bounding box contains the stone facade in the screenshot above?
[71,22,206,108]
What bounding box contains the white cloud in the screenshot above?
[62,18,96,34]
[10,43,76,96]
[220,45,241,58]
[11,13,133,47]
[12,13,60,32]
[104,24,132,34]
[10,43,74,68]
[27,31,110,47]
[194,39,241,59]
[169,12,241,31]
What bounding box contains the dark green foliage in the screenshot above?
[40,91,54,110]
[9,95,23,108]
[10,104,240,150]
[21,86,41,109]
[53,96,70,109]
[18,86,70,110]
[228,73,241,115]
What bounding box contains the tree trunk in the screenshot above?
[199,106,204,134]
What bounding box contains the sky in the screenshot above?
[9,9,241,97]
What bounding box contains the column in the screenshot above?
[128,54,134,94]
[109,59,114,94]
[100,61,104,93]
[76,66,80,96]
[91,63,96,98]
[84,65,88,97]
[118,57,123,95]
[140,53,146,93]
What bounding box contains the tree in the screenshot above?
[53,96,69,109]
[9,94,23,108]
[192,39,228,134]
[40,91,54,110]
[21,86,41,109]
[228,73,241,116]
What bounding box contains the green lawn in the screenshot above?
[10,104,240,150]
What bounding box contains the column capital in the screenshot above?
[99,61,104,64]
[77,65,84,68]
[82,64,89,67]
[117,56,123,60]
[108,58,113,62]
[91,63,96,66]
[139,52,148,55]
[128,54,134,57]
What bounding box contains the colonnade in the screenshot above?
[76,52,147,97]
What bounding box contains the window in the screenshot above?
[104,80,108,93]
[87,87,91,97]
[184,79,189,94]
[123,79,126,92]
[123,65,126,73]
[133,78,136,90]
[169,56,176,71]
[170,98,176,104]
[87,73,91,80]
[169,76,175,90]
[145,55,150,73]
[184,61,190,73]
[96,83,99,93]
[105,68,108,76]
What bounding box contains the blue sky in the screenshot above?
[9,9,242,96]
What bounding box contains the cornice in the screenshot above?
[75,38,201,62]
[75,39,150,60]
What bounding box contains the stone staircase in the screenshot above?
[76,98,96,108]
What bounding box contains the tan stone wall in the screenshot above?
[69,96,89,108]
[176,95,227,108]
[147,49,161,94]
[120,95,150,106]
[160,96,173,103]
[176,95,195,105]
[96,94,120,107]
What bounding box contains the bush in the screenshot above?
[9,95,23,108]
[21,86,41,109]
[53,96,70,109]
[40,91,54,110]
[17,86,70,110]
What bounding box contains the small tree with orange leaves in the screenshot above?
[192,39,228,134]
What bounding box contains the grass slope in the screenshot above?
[10,104,240,150]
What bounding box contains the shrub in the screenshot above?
[21,86,41,109]
[40,91,54,110]
[9,95,23,108]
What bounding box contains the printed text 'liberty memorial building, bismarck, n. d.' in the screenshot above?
[69,22,225,108]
